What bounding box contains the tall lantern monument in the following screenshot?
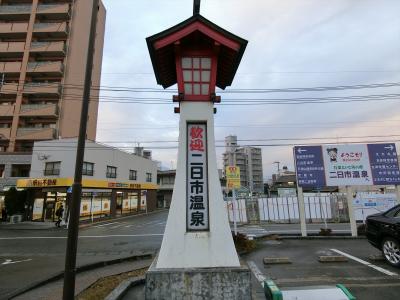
[145,2,250,299]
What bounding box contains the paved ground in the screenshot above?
[14,258,153,300]
[0,210,167,300]
[245,238,400,300]
[3,213,398,299]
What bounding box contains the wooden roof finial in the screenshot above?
[193,0,201,15]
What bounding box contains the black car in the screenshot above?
[366,204,400,267]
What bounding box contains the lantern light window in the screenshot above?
[182,57,212,96]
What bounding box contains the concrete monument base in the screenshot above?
[145,257,252,300]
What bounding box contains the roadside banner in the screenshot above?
[294,143,400,188]
[226,166,241,190]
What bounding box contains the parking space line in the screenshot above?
[247,260,266,287]
[331,248,398,277]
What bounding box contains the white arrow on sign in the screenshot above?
[297,148,307,154]
[384,145,394,151]
[1,258,32,265]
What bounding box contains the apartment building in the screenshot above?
[0,0,106,191]
[222,135,264,193]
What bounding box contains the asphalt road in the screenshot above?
[0,210,168,300]
[2,213,399,300]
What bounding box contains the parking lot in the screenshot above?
[245,238,400,300]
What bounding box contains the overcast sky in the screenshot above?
[98,0,400,179]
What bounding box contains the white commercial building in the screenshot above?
[17,138,158,222]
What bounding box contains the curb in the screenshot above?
[104,276,145,300]
[0,209,167,231]
[254,233,366,240]
[7,253,153,300]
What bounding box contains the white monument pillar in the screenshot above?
[156,101,240,268]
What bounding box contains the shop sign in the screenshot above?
[187,122,209,231]
[27,179,58,187]
[294,143,400,187]
[18,178,158,190]
[226,166,241,190]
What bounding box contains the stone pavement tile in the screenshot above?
[14,258,153,300]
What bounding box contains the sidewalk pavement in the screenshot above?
[232,222,353,238]
[0,209,168,231]
[0,221,57,230]
[13,258,153,300]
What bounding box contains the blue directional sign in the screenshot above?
[294,146,326,188]
[367,143,400,185]
[294,143,400,188]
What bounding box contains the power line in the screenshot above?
[29,139,400,151]
[2,80,400,94]
[88,134,400,144]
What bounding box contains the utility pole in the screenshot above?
[193,0,201,15]
[62,0,99,299]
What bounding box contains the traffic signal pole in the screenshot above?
[62,0,99,298]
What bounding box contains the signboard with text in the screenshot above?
[226,166,241,190]
[187,123,209,231]
[294,143,400,188]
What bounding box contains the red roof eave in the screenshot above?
[154,21,241,52]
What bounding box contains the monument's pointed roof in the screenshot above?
[146,14,248,89]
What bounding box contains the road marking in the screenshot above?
[0,234,163,240]
[247,260,266,287]
[110,225,122,229]
[93,222,120,228]
[1,258,32,265]
[331,249,398,276]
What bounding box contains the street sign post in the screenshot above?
[226,166,241,235]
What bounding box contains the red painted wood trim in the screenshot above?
[154,21,241,51]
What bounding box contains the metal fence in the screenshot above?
[226,193,351,224]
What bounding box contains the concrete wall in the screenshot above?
[59,0,106,140]
[29,139,157,184]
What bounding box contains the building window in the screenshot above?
[11,164,30,177]
[0,165,4,178]
[44,162,60,176]
[129,170,137,180]
[146,173,152,182]
[106,166,117,178]
[82,162,94,176]
[182,57,211,95]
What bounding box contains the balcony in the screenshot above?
[0,41,25,56]
[0,128,11,140]
[16,127,56,140]
[37,4,70,20]
[23,82,61,96]
[30,41,65,56]
[0,22,28,37]
[0,104,15,116]
[23,82,61,97]
[20,104,58,117]
[27,61,64,76]
[0,83,18,95]
[0,61,22,74]
[33,22,68,38]
[0,5,31,20]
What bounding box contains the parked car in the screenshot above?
[366,204,400,267]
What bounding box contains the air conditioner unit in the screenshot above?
[10,214,23,224]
